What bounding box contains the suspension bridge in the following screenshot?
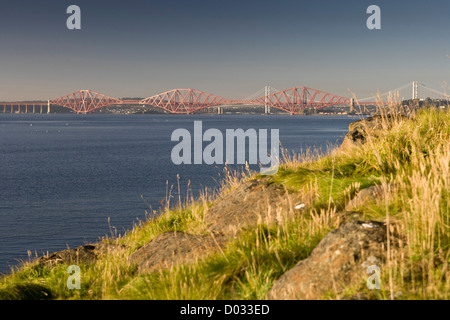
[0,81,447,115]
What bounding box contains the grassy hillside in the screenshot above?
[0,106,448,300]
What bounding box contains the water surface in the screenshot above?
[0,114,357,272]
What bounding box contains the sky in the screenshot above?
[0,0,449,101]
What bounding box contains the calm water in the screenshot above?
[0,114,357,273]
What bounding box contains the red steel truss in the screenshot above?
[50,90,122,114]
[252,87,351,114]
[48,87,352,114]
[140,89,230,114]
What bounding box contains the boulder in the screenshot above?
[36,243,125,268]
[205,178,300,235]
[128,231,227,273]
[267,220,389,300]
[345,183,397,211]
[345,184,382,210]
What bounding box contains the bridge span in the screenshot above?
[0,81,447,114]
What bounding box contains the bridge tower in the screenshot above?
[349,98,355,112]
[264,86,270,114]
[412,81,419,100]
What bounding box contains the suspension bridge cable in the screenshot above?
[358,82,413,101]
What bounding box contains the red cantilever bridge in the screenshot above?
[1,82,446,114]
[48,87,352,114]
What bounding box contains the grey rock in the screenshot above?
[129,231,227,273]
[345,184,397,211]
[345,185,382,210]
[267,220,389,300]
[205,178,300,235]
[36,243,125,268]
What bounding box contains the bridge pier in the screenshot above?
[47,100,51,114]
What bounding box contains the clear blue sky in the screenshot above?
[0,0,449,100]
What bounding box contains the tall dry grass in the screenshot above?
[341,95,449,299]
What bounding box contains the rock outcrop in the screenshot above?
[345,184,385,211]
[128,178,302,273]
[267,220,390,300]
[205,178,300,235]
[129,231,227,273]
[36,243,125,268]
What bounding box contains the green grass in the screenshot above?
[115,220,330,300]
